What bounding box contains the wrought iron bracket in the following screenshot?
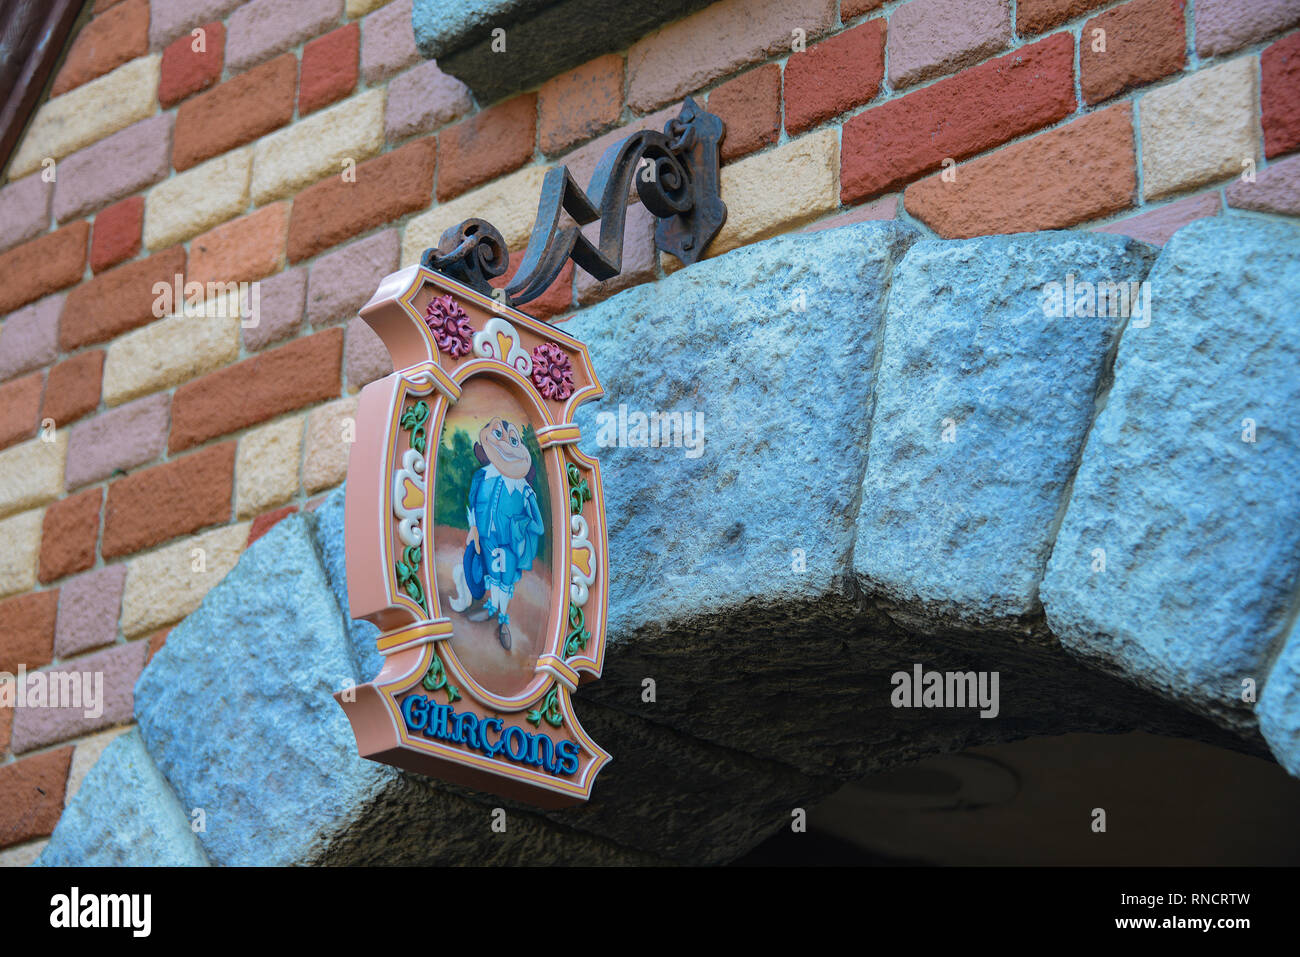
[421,97,727,309]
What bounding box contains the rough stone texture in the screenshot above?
[301,23,359,115]
[1040,218,1300,733]
[187,202,290,288]
[251,89,386,205]
[38,487,102,583]
[173,53,296,171]
[0,374,42,452]
[1094,192,1220,245]
[144,148,252,250]
[41,351,104,429]
[149,0,243,50]
[344,315,393,389]
[0,175,52,254]
[575,201,657,305]
[0,510,45,599]
[235,416,304,518]
[402,163,550,266]
[60,245,188,349]
[226,0,343,72]
[360,0,420,84]
[302,397,359,493]
[1080,0,1185,105]
[158,19,225,107]
[55,565,127,657]
[1140,58,1260,201]
[437,95,537,201]
[102,443,235,559]
[784,19,885,135]
[627,0,834,112]
[10,640,147,752]
[307,232,400,328]
[102,307,241,407]
[0,749,72,847]
[9,55,161,178]
[1226,153,1300,216]
[905,105,1135,238]
[0,295,61,384]
[1262,31,1300,160]
[888,0,1011,90]
[120,522,249,637]
[1260,618,1300,775]
[1194,0,1300,57]
[64,726,130,802]
[0,433,68,520]
[854,233,1157,634]
[538,53,624,156]
[243,266,306,351]
[37,730,209,866]
[309,487,380,680]
[0,223,89,316]
[384,58,472,142]
[709,129,839,257]
[841,34,1076,202]
[0,590,58,673]
[52,113,172,223]
[91,196,145,273]
[707,65,781,163]
[51,0,147,94]
[1017,0,1109,34]
[65,393,170,489]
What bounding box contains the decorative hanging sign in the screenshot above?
[336,266,610,808]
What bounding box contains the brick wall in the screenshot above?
[0,0,1297,864]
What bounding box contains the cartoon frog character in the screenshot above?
[448,417,545,650]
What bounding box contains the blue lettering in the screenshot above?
[503,725,529,761]
[402,695,429,732]
[456,712,481,749]
[527,731,557,773]
[555,739,580,775]
[481,718,504,758]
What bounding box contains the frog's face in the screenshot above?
[479,417,531,479]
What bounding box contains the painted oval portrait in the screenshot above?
[432,374,557,699]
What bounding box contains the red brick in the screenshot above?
[247,503,298,546]
[708,65,781,163]
[437,95,537,201]
[842,34,1076,203]
[160,20,226,108]
[0,747,72,848]
[491,252,574,321]
[173,53,297,172]
[300,23,359,116]
[288,139,436,263]
[50,0,149,97]
[39,488,102,583]
[146,627,171,665]
[59,245,186,350]
[0,373,44,451]
[42,351,104,429]
[539,54,624,156]
[0,591,59,673]
[1018,0,1109,34]
[102,443,235,559]
[904,104,1136,238]
[1263,31,1300,159]
[0,222,89,315]
[785,19,886,135]
[843,0,885,16]
[0,700,11,755]
[188,202,289,288]
[90,196,144,274]
[169,329,343,453]
[1081,0,1186,104]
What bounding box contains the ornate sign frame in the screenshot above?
[336,265,610,808]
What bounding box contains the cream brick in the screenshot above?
[0,433,68,520]
[402,163,551,267]
[1140,57,1261,201]
[709,130,839,257]
[10,55,161,178]
[66,726,131,802]
[0,840,48,868]
[251,90,386,205]
[102,294,241,406]
[0,509,43,598]
[144,147,253,251]
[302,396,359,494]
[347,0,394,14]
[236,416,305,518]
[120,522,250,637]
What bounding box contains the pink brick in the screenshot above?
[361,0,420,85]
[1226,153,1300,216]
[575,201,658,305]
[1093,192,1221,245]
[0,175,52,254]
[804,195,900,231]
[55,565,127,657]
[149,0,244,49]
[627,0,836,112]
[65,393,170,489]
[10,639,148,753]
[1195,0,1300,56]
[243,266,306,351]
[385,58,472,142]
[0,294,62,383]
[345,315,391,390]
[307,230,399,327]
[226,0,343,72]
[52,114,173,224]
[889,0,1012,89]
